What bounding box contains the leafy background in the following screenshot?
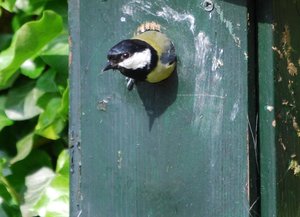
[0,0,69,216]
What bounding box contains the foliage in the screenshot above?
[0,0,69,216]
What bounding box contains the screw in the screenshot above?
[203,0,214,12]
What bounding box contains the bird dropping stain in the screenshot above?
[214,3,241,47]
[117,150,122,169]
[122,0,154,16]
[192,32,226,134]
[230,100,240,121]
[97,99,108,111]
[122,1,195,34]
[156,6,195,33]
[192,32,211,128]
[211,49,224,72]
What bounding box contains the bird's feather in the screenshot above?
[133,31,176,83]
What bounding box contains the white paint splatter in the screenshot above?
[117,150,122,169]
[122,4,134,16]
[230,100,240,121]
[144,3,151,9]
[244,52,248,60]
[156,6,195,33]
[192,32,225,132]
[122,1,195,34]
[211,49,224,72]
[265,105,274,112]
[214,3,241,47]
[122,0,155,16]
[120,17,126,22]
[192,32,211,127]
[211,47,224,83]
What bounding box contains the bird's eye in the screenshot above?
[122,53,129,58]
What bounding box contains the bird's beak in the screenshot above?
[103,62,113,72]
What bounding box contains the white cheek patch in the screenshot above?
[118,48,151,70]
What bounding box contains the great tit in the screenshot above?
[103,22,177,90]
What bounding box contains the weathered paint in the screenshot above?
[258,0,300,216]
[70,0,256,216]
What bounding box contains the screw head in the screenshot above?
[203,0,214,12]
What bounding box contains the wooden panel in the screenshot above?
[258,0,300,216]
[70,0,256,216]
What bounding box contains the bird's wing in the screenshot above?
[133,31,176,65]
[160,41,176,65]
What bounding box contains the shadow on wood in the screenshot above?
[136,69,178,130]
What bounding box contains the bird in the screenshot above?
[103,22,177,90]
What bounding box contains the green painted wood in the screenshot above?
[70,0,257,216]
[69,0,82,215]
[258,0,300,216]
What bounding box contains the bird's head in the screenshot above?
[103,39,157,80]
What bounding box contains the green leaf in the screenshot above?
[35,97,62,140]
[55,149,68,176]
[40,33,69,93]
[0,157,21,217]
[40,34,69,82]
[0,176,20,206]
[0,113,13,132]
[20,167,55,217]
[10,133,34,164]
[35,85,68,140]
[21,150,69,217]
[0,157,16,203]
[0,0,16,12]
[8,150,52,193]
[11,13,29,32]
[0,205,9,217]
[5,82,43,121]
[41,34,68,57]
[0,96,13,132]
[0,115,38,156]
[44,0,68,28]
[20,58,45,79]
[0,112,13,131]
[36,68,58,92]
[0,202,21,217]
[14,0,47,15]
[58,82,69,118]
[0,34,12,51]
[36,92,60,110]
[35,176,69,217]
[0,10,63,90]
